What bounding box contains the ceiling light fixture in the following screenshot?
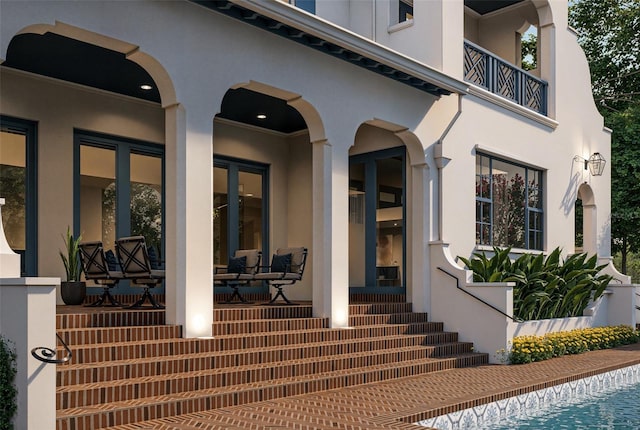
[140,84,153,90]
[256,114,267,119]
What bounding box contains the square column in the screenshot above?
[165,104,214,337]
[312,140,349,327]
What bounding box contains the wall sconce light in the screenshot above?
[574,153,606,176]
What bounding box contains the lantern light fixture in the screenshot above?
[574,153,606,176]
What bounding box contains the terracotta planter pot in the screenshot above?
[61,281,86,305]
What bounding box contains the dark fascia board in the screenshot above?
[191,0,469,97]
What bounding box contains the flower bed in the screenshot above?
[508,325,639,364]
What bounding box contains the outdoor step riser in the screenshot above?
[58,344,471,393]
[56,311,165,329]
[212,318,329,336]
[56,354,488,430]
[213,306,314,321]
[60,334,466,366]
[57,332,461,385]
[58,326,182,346]
[348,303,413,315]
[349,313,430,326]
[214,321,444,343]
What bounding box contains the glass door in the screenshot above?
[213,158,268,292]
[349,147,405,294]
[0,116,37,276]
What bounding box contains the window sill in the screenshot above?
[388,19,414,34]
[475,245,545,256]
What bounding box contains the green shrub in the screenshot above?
[510,326,639,364]
[0,336,17,429]
[458,247,612,321]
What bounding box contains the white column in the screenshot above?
[408,163,431,313]
[165,104,214,338]
[311,139,349,328]
[0,278,58,430]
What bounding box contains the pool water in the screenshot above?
[416,364,640,430]
[480,381,640,429]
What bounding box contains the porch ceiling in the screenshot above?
[464,0,525,15]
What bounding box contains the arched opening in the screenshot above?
[348,120,427,303]
[577,183,597,255]
[212,84,316,303]
[1,25,174,302]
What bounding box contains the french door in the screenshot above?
[74,131,164,287]
[213,157,269,292]
[0,116,37,275]
[349,146,406,294]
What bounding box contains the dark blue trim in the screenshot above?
[0,115,38,276]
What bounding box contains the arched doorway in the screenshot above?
[576,183,597,255]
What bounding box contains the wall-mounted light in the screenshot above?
[574,152,606,176]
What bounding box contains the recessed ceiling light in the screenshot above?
[256,114,267,119]
[140,84,153,90]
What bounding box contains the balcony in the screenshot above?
[464,40,548,116]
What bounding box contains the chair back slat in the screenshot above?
[79,241,110,279]
[116,236,152,278]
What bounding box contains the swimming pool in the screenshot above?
[415,364,640,429]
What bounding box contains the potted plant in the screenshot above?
[59,226,86,305]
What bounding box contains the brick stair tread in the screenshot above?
[57,325,182,343]
[56,352,487,419]
[58,331,462,365]
[56,341,474,393]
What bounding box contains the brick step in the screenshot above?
[56,310,165,329]
[57,331,460,385]
[56,341,475,408]
[348,312,429,326]
[56,352,488,430]
[57,325,182,346]
[212,305,313,321]
[347,302,413,315]
[59,330,456,366]
[212,316,329,336]
[211,320,444,346]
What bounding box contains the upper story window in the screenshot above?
[285,0,315,14]
[399,0,413,23]
[476,153,543,250]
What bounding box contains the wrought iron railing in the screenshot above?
[438,267,521,322]
[31,333,72,364]
[464,40,548,116]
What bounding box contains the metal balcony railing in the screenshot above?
[464,40,548,116]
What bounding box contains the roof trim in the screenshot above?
[191,0,469,97]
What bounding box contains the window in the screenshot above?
[282,0,315,14]
[476,153,543,250]
[0,116,37,275]
[399,0,413,23]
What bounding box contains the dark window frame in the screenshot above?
[0,115,38,276]
[475,152,544,250]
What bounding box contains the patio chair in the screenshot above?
[254,247,307,305]
[78,241,123,307]
[214,249,262,304]
[115,235,165,309]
